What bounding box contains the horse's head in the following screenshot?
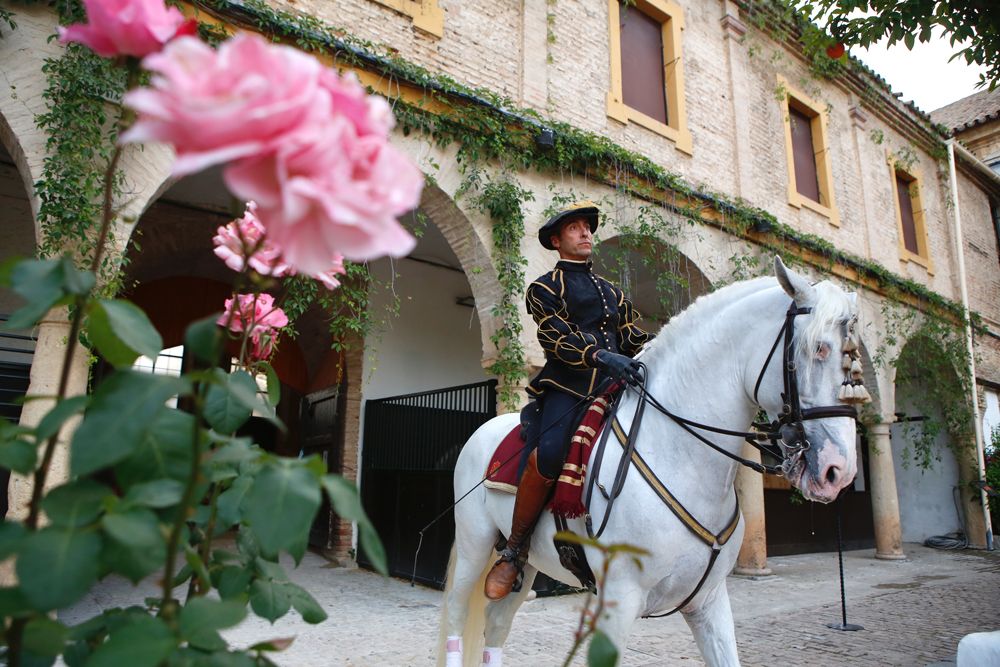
[761,257,864,503]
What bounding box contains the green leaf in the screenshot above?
[41,480,112,528]
[101,509,165,582]
[284,582,327,624]
[322,475,387,575]
[259,361,281,406]
[216,476,252,528]
[87,299,163,368]
[185,545,211,592]
[254,558,289,583]
[71,370,190,476]
[244,463,321,558]
[115,409,195,489]
[23,617,68,657]
[0,521,26,559]
[180,598,246,651]
[0,586,31,618]
[0,437,37,474]
[122,478,184,509]
[16,528,101,611]
[86,615,175,667]
[249,579,291,623]
[215,565,252,600]
[204,370,257,434]
[587,630,618,667]
[2,257,92,330]
[184,314,223,365]
[248,637,295,652]
[35,395,90,442]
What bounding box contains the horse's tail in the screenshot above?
[436,543,493,667]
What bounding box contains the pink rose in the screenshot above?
[58,0,196,58]
[122,33,328,175]
[212,201,291,277]
[213,202,347,289]
[218,293,288,363]
[225,108,422,272]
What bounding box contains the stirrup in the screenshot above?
[492,546,528,593]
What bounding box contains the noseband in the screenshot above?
[749,303,858,475]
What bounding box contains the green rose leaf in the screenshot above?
[184,314,224,365]
[322,474,386,575]
[179,597,247,651]
[259,361,281,406]
[101,509,165,583]
[185,545,212,593]
[284,582,327,624]
[204,370,257,434]
[16,527,101,611]
[216,475,253,529]
[587,630,618,667]
[122,478,185,509]
[71,370,189,476]
[0,521,26,559]
[249,579,291,623]
[244,463,321,558]
[2,257,94,330]
[215,565,253,600]
[114,408,195,489]
[87,299,163,368]
[40,479,113,528]
[34,395,89,442]
[86,615,175,667]
[23,617,68,657]
[0,436,36,474]
[0,586,31,618]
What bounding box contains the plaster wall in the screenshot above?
[360,256,487,401]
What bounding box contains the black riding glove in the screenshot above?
[593,350,643,387]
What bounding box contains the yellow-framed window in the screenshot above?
[889,162,934,273]
[606,0,692,154]
[368,0,443,37]
[778,75,839,226]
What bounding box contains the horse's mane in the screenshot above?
[642,275,855,369]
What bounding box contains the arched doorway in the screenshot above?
[0,141,38,516]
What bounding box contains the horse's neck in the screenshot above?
[619,291,777,519]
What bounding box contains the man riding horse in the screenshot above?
[484,201,653,601]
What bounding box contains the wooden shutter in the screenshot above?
[896,174,920,255]
[789,106,820,203]
[620,3,668,125]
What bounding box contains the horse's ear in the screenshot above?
[774,256,816,305]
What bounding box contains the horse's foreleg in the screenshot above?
[593,579,645,666]
[481,565,538,666]
[439,535,494,667]
[681,583,740,667]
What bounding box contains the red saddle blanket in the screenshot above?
[483,391,616,518]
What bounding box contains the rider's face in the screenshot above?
[551,218,594,261]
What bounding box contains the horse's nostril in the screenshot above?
[826,466,838,485]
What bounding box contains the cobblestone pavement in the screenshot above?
[62,544,1000,666]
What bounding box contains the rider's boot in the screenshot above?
[484,450,554,601]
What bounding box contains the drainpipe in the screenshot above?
[946,139,994,550]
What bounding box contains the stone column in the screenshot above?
[734,444,771,575]
[8,307,90,521]
[867,422,906,559]
[958,444,988,549]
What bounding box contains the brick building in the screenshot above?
[1,0,997,580]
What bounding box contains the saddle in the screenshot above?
[483,391,621,592]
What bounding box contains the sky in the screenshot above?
[851,35,989,114]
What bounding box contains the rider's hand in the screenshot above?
[593,350,643,387]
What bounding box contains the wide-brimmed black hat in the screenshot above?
[538,201,599,250]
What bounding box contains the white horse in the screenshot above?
[439,257,862,666]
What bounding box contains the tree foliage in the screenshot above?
[797,1,1000,90]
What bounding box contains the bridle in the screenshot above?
[625,301,858,477]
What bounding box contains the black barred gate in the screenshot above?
[359,380,497,587]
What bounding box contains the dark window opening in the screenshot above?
[896,173,920,255]
[991,201,1000,265]
[620,2,668,125]
[789,104,820,203]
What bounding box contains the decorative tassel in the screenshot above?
[852,384,872,403]
[850,359,863,379]
[842,354,852,371]
[842,336,858,353]
[838,383,849,401]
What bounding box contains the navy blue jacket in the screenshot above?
[525,259,651,399]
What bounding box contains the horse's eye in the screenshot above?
[815,342,831,360]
